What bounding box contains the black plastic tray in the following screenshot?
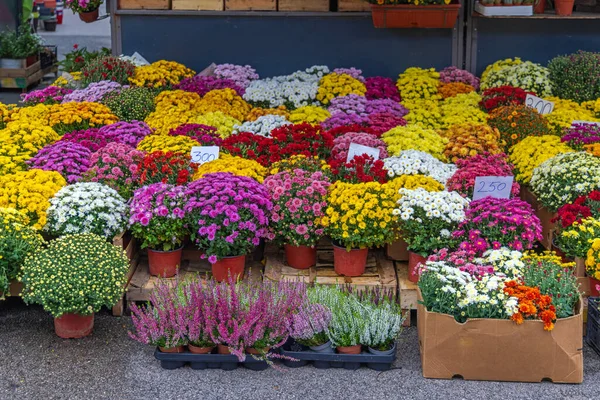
[279,341,396,371]
[154,349,269,371]
[587,297,600,356]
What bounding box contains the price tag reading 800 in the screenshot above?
[472,176,514,201]
[525,94,554,115]
[191,146,220,165]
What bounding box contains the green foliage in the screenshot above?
[549,51,600,103]
[0,25,43,59]
[58,45,111,73]
[103,87,157,122]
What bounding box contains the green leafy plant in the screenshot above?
[548,51,600,103]
[103,86,157,122]
[59,44,111,73]
[0,25,43,59]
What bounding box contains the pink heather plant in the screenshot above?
[168,123,222,146]
[98,120,152,147]
[365,77,401,101]
[368,112,407,135]
[333,67,365,82]
[59,128,108,152]
[286,303,332,347]
[439,66,480,90]
[62,81,126,103]
[446,153,520,199]
[175,75,245,97]
[263,169,330,247]
[26,141,92,183]
[21,86,73,106]
[453,198,542,253]
[330,132,388,161]
[82,142,144,199]
[214,64,259,89]
[366,99,408,118]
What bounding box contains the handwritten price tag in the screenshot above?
[473,176,514,201]
[191,146,220,165]
[347,143,380,163]
[525,94,554,115]
[572,120,600,127]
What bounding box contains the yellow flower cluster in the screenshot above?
[382,124,448,161]
[480,57,522,87]
[129,60,195,88]
[508,135,574,184]
[386,175,444,194]
[321,181,397,249]
[586,238,600,281]
[0,207,31,226]
[7,104,50,124]
[51,72,82,88]
[443,123,502,162]
[145,109,197,136]
[0,169,66,229]
[288,105,331,124]
[402,99,443,129]
[316,73,367,105]
[246,106,289,121]
[269,155,330,176]
[154,90,202,113]
[438,82,475,99]
[0,121,60,174]
[439,92,488,129]
[196,88,252,122]
[522,250,575,269]
[396,67,441,102]
[193,154,267,183]
[48,102,118,133]
[582,98,600,118]
[136,134,199,154]
[195,112,240,139]
[0,102,15,128]
[544,97,599,135]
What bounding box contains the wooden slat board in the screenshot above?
[278,0,329,11]
[226,0,275,10]
[119,0,171,8]
[0,61,41,79]
[172,0,224,9]
[396,261,418,327]
[338,0,370,11]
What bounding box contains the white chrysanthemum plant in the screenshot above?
[45,182,128,239]
[232,115,291,137]
[383,150,457,186]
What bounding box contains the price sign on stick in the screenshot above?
[473,176,514,201]
[347,143,380,163]
[191,146,220,165]
[525,94,554,115]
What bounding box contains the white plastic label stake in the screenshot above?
[347,143,380,163]
[473,176,514,201]
[191,146,220,165]
[131,52,150,66]
[525,94,554,115]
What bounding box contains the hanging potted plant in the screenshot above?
[184,172,273,282]
[395,188,469,283]
[65,0,104,23]
[367,0,462,29]
[21,234,129,339]
[129,183,189,278]
[263,169,330,270]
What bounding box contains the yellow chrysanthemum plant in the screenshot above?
[196,88,252,122]
[585,238,600,285]
[195,112,241,139]
[316,73,367,105]
[193,154,268,183]
[554,217,600,259]
[269,155,330,176]
[0,121,61,175]
[129,60,195,88]
[396,67,441,102]
[288,106,331,125]
[48,102,119,135]
[382,124,448,161]
[508,135,574,184]
[137,134,199,154]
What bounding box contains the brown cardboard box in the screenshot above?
[520,186,556,249]
[417,290,583,383]
[578,276,591,297]
[575,257,586,278]
[386,238,409,261]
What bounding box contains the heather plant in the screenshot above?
[360,302,405,351]
[287,303,332,347]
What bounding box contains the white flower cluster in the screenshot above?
[383,150,457,185]
[394,188,469,223]
[232,115,291,137]
[480,248,525,278]
[45,182,128,239]
[243,66,329,109]
[480,61,553,97]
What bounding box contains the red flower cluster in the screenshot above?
[479,86,535,112]
[552,190,600,228]
[136,151,197,186]
[269,123,334,162]
[328,154,388,184]
[324,124,380,138]
[221,132,274,166]
[168,123,223,146]
[81,56,136,85]
[503,280,557,331]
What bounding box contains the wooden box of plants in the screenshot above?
[225,0,276,10]
[0,61,43,92]
[338,0,371,11]
[171,0,224,9]
[278,0,330,11]
[118,0,172,9]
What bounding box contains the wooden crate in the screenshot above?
[119,0,171,9]
[172,0,224,9]
[338,0,370,11]
[0,61,41,78]
[278,0,329,11]
[396,261,417,327]
[226,0,275,10]
[111,232,140,316]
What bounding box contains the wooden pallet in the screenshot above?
[396,261,418,327]
[0,61,41,78]
[338,0,370,11]
[172,0,224,9]
[226,0,275,10]
[278,0,329,11]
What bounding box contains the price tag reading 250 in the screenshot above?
[191,146,220,165]
[473,176,514,201]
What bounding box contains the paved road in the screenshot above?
[0,298,597,400]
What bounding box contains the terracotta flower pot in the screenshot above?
[79,8,99,23]
[188,344,215,354]
[554,0,574,15]
[336,345,362,354]
[332,243,368,277]
[158,346,185,353]
[54,313,94,339]
[370,4,461,29]
[147,247,182,278]
[285,244,316,270]
[212,255,246,282]
[245,347,270,355]
[408,252,427,283]
[533,0,546,13]
[590,277,600,297]
[217,344,231,354]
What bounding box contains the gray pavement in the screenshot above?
[0,297,597,400]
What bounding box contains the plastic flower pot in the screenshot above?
[590,278,600,297]
[368,342,397,356]
[332,244,368,277]
[212,255,245,282]
[533,0,545,13]
[158,346,186,353]
[54,313,94,339]
[309,341,335,353]
[408,252,427,283]
[285,244,317,270]
[245,347,270,355]
[188,344,215,354]
[79,8,99,23]
[147,247,182,278]
[336,345,362,354]
[370,4,461,29]
[217,344,231,355]
[554,0,574,15]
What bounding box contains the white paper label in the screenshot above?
[347,143,380,163]
[473,176,514,201]
[191,146,220,165]
[572,120,600,127]
[131,52,150,66]
[525,94,554,115]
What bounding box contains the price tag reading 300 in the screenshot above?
[473,176,514,201]
[191,146,220,165]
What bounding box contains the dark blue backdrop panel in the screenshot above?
[475,19,600,75]
[120,15,454,78]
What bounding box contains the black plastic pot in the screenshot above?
[154,348,269,371]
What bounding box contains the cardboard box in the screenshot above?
[520,186,555,249]
[575,257,586,278]
[386,238,409,261]
[578,276,591,297]
[417,289,583,383]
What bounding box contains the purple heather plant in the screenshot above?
[561,123,600,150]
[287,303,332,347]
[59,128,108,152]
[98,120,153,147]
[21,86,73,106]
[439,66,480,90]
[365,77,401,101]
[62,81,126,103]
[26,141,92,183]
[168,123,223,146]
[214,64,259,89]
[175,75,245,97]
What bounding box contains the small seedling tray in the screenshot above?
[587,297,600,356]
[154,349,269,371]
[279,341,396,371]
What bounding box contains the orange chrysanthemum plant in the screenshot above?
[503,280,557,331]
